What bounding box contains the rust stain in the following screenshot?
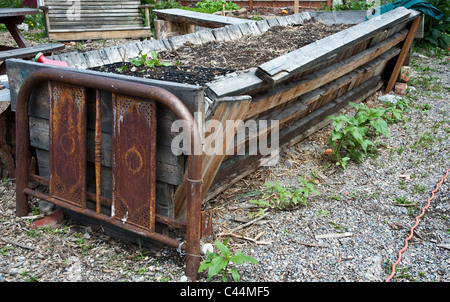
[112,94,157,232]
[49,81,87,208]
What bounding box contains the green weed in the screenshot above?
[129,50,173,68]
[326,102,391,169]
[198,238,258,282]
[249,176,319,212]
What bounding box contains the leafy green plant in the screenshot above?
[333,0,377,11]
[418,0,449,49]
[129,50,172,68]
[383,97,411,124]
[116,65,128,73]
[249,176,319,212]
[0,0,22,8]
[394,196,414,205]
[317,0,378,12]
[185,0,241,14]
[326,102,391,169]
[198,239,258,282]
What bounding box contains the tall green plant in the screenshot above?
[420,0,450,49]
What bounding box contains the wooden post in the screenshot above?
[144,6,150,28]
[154,19,194,40]
[385,15,422,94]
[295,0,299,14]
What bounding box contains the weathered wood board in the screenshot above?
[0,43,65,61]
[153,8,256,28]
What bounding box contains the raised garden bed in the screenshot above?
[5,8,423,280]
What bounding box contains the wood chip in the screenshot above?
[315,232,353,239]
[0,237,36,250]
[436,243,450,250]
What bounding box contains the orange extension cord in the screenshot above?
[386,169,450,282]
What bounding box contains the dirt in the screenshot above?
[88,22,351,85]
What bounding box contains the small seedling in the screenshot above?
[129,50,173,69]
[198,238,258,282]
[317,209,330,217]
[249,176,319,212]
[116,65,128,72]
[394,196,414,205]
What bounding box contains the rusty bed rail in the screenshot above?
[15,68,204,280]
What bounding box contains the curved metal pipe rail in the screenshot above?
[15,68,203,280]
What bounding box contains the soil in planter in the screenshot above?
[90,22,352,85]
[91,64,236,86]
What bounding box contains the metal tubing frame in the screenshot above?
[15,68,203,280]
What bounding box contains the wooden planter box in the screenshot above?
[7,8,421,235]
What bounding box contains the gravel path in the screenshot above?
[0,45,448,286]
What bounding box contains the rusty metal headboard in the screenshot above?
[15,68,204,280]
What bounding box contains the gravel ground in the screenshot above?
[0,35,449,287]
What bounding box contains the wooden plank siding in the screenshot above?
[41,0,152,41]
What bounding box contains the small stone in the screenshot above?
[394,82,408,95]
[284,160,293,168]
[180,275,188,282]
[200,243,214,256]
[38,200,54,214]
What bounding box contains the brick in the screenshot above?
[324,149,333,156]
[400,73,410,83]
[33,208,65,228]
[394,82,407,95]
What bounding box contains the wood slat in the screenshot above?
[0,43,65,61]
[206,26,406,105]
[153,8,255,29]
